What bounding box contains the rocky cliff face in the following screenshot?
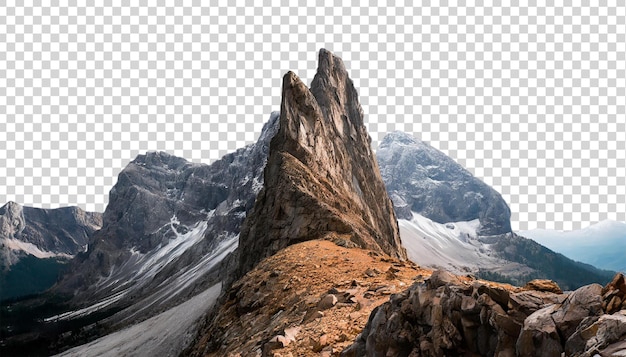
[238,49,406,276]
[343,271,626,357]
[377,131,512,236]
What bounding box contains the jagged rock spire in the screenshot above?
[238,49,406,275]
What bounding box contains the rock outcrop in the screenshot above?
[238,49,406,276]
[377,131,512,235]
[343,272,626,357]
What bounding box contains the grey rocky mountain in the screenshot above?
[1,201,102,269]
[377,131,512,236]
[0,114,278,355]
[377,131,613,289]
[0,201,102,300]
[54,113,279,318]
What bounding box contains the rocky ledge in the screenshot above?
[343,271,626,357]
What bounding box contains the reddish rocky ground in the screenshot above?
[189,237,516,356]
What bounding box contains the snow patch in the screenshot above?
[2,238,73,259]
[398,212,517,274]
[252,176,264,193]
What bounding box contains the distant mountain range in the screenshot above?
[0,202,102,300]
[520,220,626,273]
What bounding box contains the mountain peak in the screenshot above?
[131,150,192,171]
[377,131,512,235]
[0,201,25,238]
[237,49,406,276]
[380,131,419,146]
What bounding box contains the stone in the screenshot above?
[524,279,563,294]
[602,273,626,296]
[313,334,330,352]
[585,312,626,354]
[509,290,559,316]
[364,267,381,277]
[516,305,563,357]
[477,284,510,309]
[428,269,461,288]
[607,295,623,314]
[552,283,604,340]
[317,294,338,310]
[265,335,290,352]
[283,326,301,344]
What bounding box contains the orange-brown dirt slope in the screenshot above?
[186,238,522,356]
[191,238,425,356]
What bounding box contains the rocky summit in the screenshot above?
[237,49,406,276]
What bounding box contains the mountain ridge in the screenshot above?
[2,49,624,356]
[0,201,102,300]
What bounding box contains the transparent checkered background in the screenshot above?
[1,2,625,231]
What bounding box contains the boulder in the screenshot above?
[317,294,338,310]
[524,279,563,294]
[552,284,604,340]
[516,305,563,357]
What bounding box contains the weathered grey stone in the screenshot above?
[428,269,461,289]
[317,294,338,310]
[516,305,563,357]
[585,311,626,355]
[552,283,604,340]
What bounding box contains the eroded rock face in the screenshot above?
[238,49,406,275]
[342,271,626,357]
